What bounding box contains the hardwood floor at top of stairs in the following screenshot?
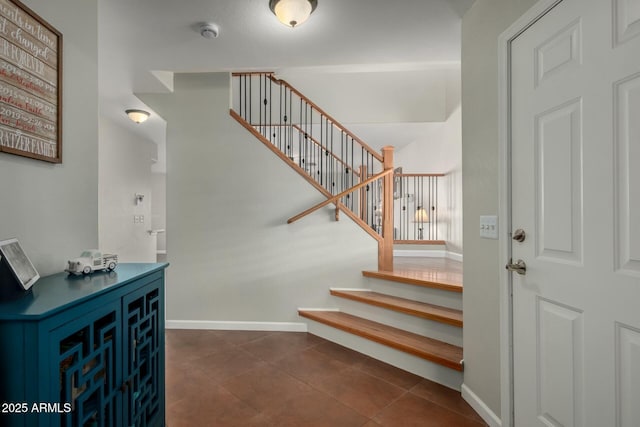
[362,257,463,293]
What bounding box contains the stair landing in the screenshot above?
[363,257,463,292]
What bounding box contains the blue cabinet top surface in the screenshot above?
[0,263,168,320]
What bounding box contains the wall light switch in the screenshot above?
[480,215,498,239]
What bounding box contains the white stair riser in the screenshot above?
[367,279,463,310]
[331,298,462,347]
[305,319,463,391]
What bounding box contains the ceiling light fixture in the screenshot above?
[126,109,150,124]
[269,0,317,28]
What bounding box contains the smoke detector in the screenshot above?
[199,23,219,39]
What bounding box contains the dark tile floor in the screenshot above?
[166,330,487,427]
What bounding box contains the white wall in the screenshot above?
[151,173,166,255]
[442,106,462,254]
[0,0,98,276]
[98,118,157,262]
[461,0,538,418]
[140,73,377,324]
[280,69,449,124]
[391,68,462,255]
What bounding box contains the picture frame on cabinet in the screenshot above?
[0,238,39,290]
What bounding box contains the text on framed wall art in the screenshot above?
[0,0,62,163]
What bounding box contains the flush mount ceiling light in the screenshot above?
[126,109,150,124]
[269,0,317,28]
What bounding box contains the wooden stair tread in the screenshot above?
[299,310,463,371]
[362,270,463,293]
[330,289,463,327]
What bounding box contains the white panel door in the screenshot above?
[510,0,640,425]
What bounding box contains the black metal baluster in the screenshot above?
[340,131,344,196]
[427,176,432,240]
[406,176,409,240]
[330,123,335,194]
[265,74,269,140]
[304,102,309,173]
[237,75,242,119]
[415,175,419,240]
[428,176,431,240]
[433,176,437,240]
[309,106,314,177]
[240,75,243,119]
[350,138,354,210]
[288,88,292,158]
[278,82,282,151]
[298,99,302,168]
[269,75,273,145]
[304,101,308,172]
[320,115,324,187]
[284,85,288,155]
[259,74,263,133]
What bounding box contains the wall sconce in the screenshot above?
[126,109,150,124]
[269,0,317,28]
[135,193,145,205]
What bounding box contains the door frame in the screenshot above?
[497,1,564,425]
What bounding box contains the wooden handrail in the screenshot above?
[232,71,275,76]
[395,173,446,177]
[394,240,446,245]
[263,74,384,164]
[287,169,393,224]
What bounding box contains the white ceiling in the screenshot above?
[98,0,474,171]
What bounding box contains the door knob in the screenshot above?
[506,259,526,275]
[512,228,526,242]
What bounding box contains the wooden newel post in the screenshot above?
[379,146,394,271]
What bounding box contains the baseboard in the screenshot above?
[446,251,463,262]
[461,384,502,427]
[166,320,308,332]
[394,249,463,262]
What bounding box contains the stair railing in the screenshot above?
[392,173,445,243]
[230,72,394,270]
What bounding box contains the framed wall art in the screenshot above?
[0,0,62,163]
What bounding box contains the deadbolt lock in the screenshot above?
[512,229,526,242]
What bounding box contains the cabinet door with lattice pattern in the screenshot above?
[51,305,122,427]
[122,280,164,427]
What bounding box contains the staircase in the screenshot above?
[300,259,463,389]
[230,72,463,389]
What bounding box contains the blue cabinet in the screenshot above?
[0,263,168,427]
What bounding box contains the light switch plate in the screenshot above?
[480,215,498,239]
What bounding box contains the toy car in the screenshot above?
[65,250,118,276]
